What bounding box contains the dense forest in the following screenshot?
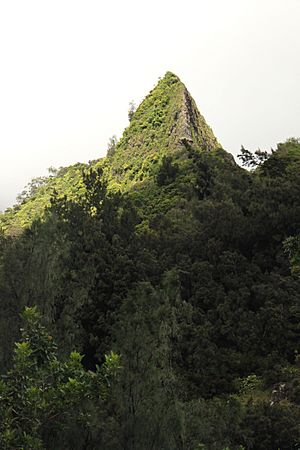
[0,72,300,449]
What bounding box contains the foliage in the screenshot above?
[237,146,270,168]
[156,155,179,186]
[106,135,118,158]
[128,101,136,122]
[0,306,120,449]
[0,163,90,234]
[284,235,300,275]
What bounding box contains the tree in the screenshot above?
[0,306,120,450]
[284,236,300,275]
[156,156,178,186]
[128,101,136,122]
[16,176,49,205]
[237,146,270,168]
[106,282,182,450]
[106,135,118,158]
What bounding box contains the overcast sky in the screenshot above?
[0,0,299,211]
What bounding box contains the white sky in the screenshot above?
[0,0,300,211]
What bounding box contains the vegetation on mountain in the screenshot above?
[0,164,88,234]
[0,73,300,448]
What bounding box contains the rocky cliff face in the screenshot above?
[175,85,219,151]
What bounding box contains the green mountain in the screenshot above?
[0,71,229,234]
[107,72,221,189]
[0,73,300,450]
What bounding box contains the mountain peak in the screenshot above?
[128,71,219,151]
[109,73,220,188]
[162,71,180,80]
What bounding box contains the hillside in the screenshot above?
[0,72,231,233]
[0,73,300,449]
